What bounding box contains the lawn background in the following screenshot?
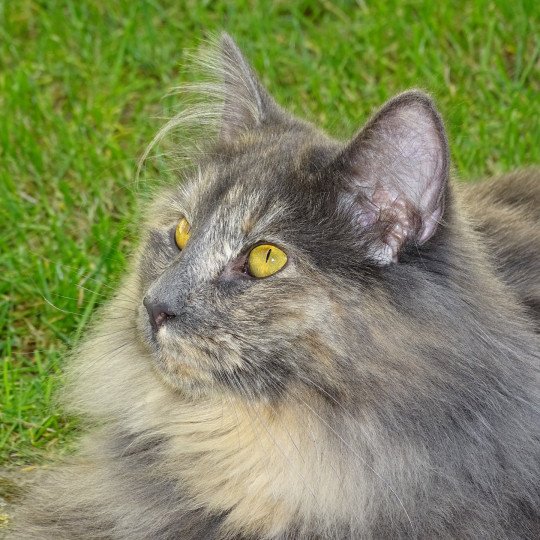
[1,0,539,465]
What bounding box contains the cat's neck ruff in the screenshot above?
[160,391,362,537]
[68,324,367,536]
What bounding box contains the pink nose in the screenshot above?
[143,297,176,332]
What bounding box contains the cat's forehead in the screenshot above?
[192,130,339,212]
[149,127,340,236]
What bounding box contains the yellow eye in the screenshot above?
[247,244,287,278]
[175,218,191,250]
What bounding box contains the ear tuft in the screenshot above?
[339,90,450,264]
[217,33,280,141]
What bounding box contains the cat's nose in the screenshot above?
[143,297,176,332]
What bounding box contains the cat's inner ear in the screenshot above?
[339,91,450,264]
[218,33,280,141]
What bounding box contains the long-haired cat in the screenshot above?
[13,34,539,539]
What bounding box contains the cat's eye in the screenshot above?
[247,244,287,278]
[175,218,191,250]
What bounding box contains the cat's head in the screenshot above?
[136,34,450,401]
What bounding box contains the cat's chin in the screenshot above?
[136,314,278,399]
[143,337,235,397]
[149,345,273,401]
[152,359,218,397]
[139,340,220,396]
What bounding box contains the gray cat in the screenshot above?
[13,34,539,539]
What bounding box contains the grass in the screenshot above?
[0,0,539,465]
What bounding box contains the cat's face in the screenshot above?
[135,35,449,401]
[137,129,352,399]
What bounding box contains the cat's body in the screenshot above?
[13,36,539,539]
[461,171,540,328]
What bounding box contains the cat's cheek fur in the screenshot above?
[50,287,374,536]
[143,273,344,400]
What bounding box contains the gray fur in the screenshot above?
[12,34,539,539]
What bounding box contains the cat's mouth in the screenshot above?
[136,301,292,399]
[137,305,241,390]
[143,332,221,393]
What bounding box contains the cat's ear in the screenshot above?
[337,90,450,264]
[217,33,281,141]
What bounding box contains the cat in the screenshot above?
[12,33,539,539]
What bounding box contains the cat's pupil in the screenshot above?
[265,248,272,263]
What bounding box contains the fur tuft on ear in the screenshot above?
[339,90,450,264]
[137,34,285,177]
[217,33,281,141]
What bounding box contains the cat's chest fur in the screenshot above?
[114,380,365,538]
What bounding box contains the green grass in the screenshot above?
[1,0,539,465]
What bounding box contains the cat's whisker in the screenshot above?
[44,292,138,312]
[25,251,127,293]
[77,284,139,302]
[40,296,82,316]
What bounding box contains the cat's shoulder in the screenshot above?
[458,168,539,328]
[460,167,540,219]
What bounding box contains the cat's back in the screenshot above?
[463,168,540,218]
[460,168,540,327]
